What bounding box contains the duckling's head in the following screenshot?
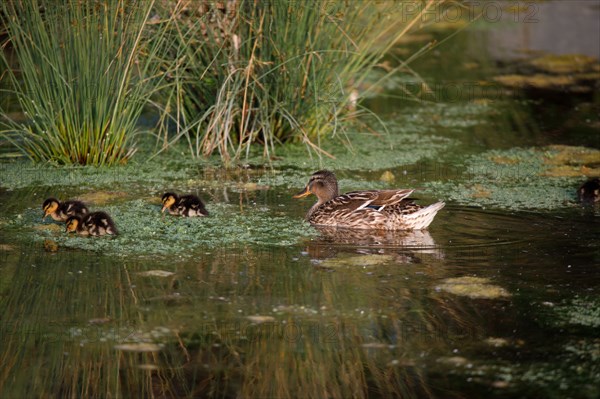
[161,192,178,213]
[578,178,600,204]
[42,198,60,220]
[65,215,82,233]
[294,170,339,203]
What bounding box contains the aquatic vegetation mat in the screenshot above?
[458,339,600,398]
[0,156,210,190]
[552,297,600,328]
[493,53,600,93]
[263,130,456,172]
[436,276,511,299]
[6,200,317,258]
[425,146,599,211]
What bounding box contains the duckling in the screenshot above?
[42,197,89,222]
[65,211,118,236]
[578,178,600,204]
[161,192,209,217]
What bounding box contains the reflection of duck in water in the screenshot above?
[306,226,443,262]
[578,178,600,204]
[294,170,445,230]
[314,226,437,247]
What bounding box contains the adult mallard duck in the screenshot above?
[294,170,445,230]
[65,211,118,236]
[577,178,600,204]
[161,192,209,217]
[42,198,89,222]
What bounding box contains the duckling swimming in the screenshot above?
[578,178,600,204]
[65,211,118,236]
[294,170,445,230]
[161,192,209,217]
[42,198,89,222]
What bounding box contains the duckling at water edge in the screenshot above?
[65,211,118,236]
[161,192,209,217]
[42,197,89,222]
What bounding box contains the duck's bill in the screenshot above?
[293,187,311,198]
[161,206,167,213]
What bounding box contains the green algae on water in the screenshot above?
[553,297,600,328]
[8,200,317,258]
[320,254,395,269]
[437,276,511,299]
[424,146,595,211]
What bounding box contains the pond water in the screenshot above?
[1,2,599,398]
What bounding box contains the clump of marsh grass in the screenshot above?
[154,0,439,162]
[0,0,167,165]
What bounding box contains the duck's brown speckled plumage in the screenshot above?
[294,170,445,230]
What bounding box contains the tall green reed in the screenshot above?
[155,0,440,162]
[0,0,166,165]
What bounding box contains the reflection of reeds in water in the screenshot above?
[1,240,481,397]
[0,247,155,397]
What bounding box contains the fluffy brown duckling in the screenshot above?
[577,178,600,204]
[42,197,89,222]
[161,192,209,217]
[65,211,118,236]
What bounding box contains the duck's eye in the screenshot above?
[312,180,324,189]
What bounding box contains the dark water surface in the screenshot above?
[1,2,599,398]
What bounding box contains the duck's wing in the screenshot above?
[336,189,414,212]
[64,200,89,216]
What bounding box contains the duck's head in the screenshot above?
[293,170,339,203]
[65,215,82,233]
[161,192,178,212]
[42,198,60,220]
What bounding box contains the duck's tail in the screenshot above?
[402,201,445,230]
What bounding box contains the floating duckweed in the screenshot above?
[268,131,456,172]
[437,276,511,299]
[529,54,599,74]
[320,254,395,269]
[554,297,600,328]
[425,146,592,210]
[11,200,318,258]
[494,74,577,90]
[543,145,600,166]
[380,170,395,182]
[76,191,130,205]
[0,157,207,190]
[457,339,600,397]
